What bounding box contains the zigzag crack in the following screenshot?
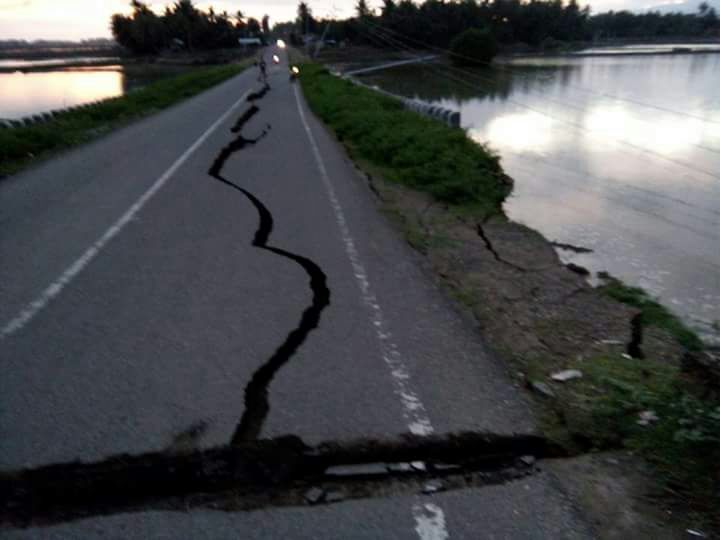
[209,94,330,444]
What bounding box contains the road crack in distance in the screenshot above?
[208,91,330,444]
[247,83,271,102]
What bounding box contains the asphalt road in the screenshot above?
[0,49,592,538]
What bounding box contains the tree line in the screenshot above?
[111,0,720,56]
[111,0,270,54]
[281,0,719,50]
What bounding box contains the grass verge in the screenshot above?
[1,62,249,177]
[549,353,719,518]
[298,63,509,217]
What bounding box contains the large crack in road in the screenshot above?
[0,432,561,528]
[208,86,330,444]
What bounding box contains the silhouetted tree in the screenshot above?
[450,27,498,65]
[245,17,261,36]
[262,15,271,36]
[297,2,315,34]
[112,0,720,56]
[356,0,371,18]
[111,1,166,54]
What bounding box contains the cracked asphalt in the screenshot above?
[0,48,593,538]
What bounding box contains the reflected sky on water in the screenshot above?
[0,67,124,119]
[0,62,192,120]
[363,53,720,342]
[0,57,120,69]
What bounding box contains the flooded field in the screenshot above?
[0,61,190,120]
[362,52,720,343]
[0,56,120,69]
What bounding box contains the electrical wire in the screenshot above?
[354,23,720,244]
[361,17,720,126]
[359,22,720,183]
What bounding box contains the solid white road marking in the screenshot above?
[1,89,251,341]
[294,84,450,539]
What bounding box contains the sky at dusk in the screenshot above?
[0,0,709,40]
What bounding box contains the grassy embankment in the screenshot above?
[0,62,249,178]
[299,62,719,521]
[299,63,509,217]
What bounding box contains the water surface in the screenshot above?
[0,57,121,69]
[363,53,720,343]
[0,67,124,119]
[575,43,720,54]
[0,63,190,119]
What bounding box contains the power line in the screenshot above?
[350,25,720,280]
[504,150,720,221]
[354,24,720,241]
[359,22,720,183]
[366,24,720,157]
[507,161,720,273]
[361,18,720,127]
[507,155,720,241]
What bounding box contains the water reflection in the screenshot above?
[584,105,707,155]
[363,54,720,342]
[0,67,124,119]
[0,64,192,119]
[478,111,555,153]
[363,62,580,104]
[0,57,121,69]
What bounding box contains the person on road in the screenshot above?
[257,56,267,83]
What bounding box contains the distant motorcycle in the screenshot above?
[289,66,300,82]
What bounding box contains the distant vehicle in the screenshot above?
[272,55,280,64]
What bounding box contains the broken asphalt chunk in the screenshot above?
[386,462,415,473]
[410,461,427,472]
[304,487,326,505]
[518,455,536,467]
[422,480,445,495]
[325,463,389,477]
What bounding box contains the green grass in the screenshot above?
[299,63,509,216]
[562,355,720,517]
[1,62,249,177]
[600,276,704,351]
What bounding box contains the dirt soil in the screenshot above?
[545,452,698,539]
[368,175,685,372]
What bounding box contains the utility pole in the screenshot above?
[314,21,331,58]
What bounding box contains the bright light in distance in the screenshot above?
[291,66,300,75]
[272,55,280,64]
[276,39,286,49]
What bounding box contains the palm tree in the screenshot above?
[297,2,313,34]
